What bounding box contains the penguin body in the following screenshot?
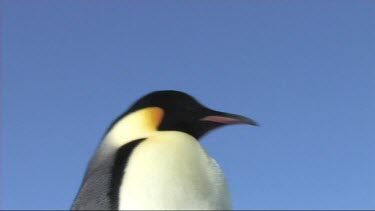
[119,131,231,210]
[72,91,257,210]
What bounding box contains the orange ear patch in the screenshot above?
[141,107,165,130]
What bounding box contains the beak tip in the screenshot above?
[245,119,259,127]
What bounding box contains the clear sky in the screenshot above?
[3,1,375,210]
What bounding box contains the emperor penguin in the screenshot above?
[72,90,257,210]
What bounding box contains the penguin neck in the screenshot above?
[105,107,164,148]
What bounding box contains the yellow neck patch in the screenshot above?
[129,107,165,131]
[105,107,165,148]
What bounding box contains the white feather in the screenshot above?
[119,131,232,210]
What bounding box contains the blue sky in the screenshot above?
[3,1,375,210]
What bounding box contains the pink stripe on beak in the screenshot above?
[201,116,245,124]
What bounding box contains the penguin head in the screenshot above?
[121,90,257,139]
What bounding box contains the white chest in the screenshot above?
[118,132,232,210]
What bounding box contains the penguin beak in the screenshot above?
[200,111,259,126]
